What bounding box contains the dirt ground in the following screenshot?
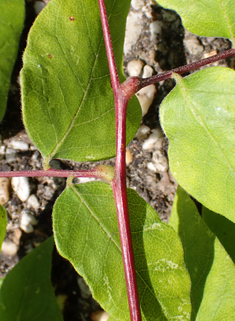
[0,0,233,320]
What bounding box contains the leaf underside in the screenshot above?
[156,0,235,43]
[21,0,141,163]
[53,181,191,321]
[0,237,63,321]
[170,186,235,321]
[0,0,24,122]
[160,67,235,222]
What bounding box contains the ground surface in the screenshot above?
[0,0,233,320]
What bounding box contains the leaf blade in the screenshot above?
[53,181,191,320]
[156,0,235,41]
[0,0,24,121]
[160,67,235,222]
[21,0,141,163]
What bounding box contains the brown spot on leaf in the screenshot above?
[48,54,52,59]
[69,16,75,21]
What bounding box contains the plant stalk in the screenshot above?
[98,0,142,320]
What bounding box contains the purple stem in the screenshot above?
[0,168,100,178]
[98,0,142,320]
[138,48,235,90]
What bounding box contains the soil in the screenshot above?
[0,0,233,320]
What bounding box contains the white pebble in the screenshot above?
[147,162,157,172]
[127,59,144,77]
[136,85,156,116]
[5,148,16,162]
[34,1,45,15]
[142,129,164,150]
[131,0,144,10]
[124,12,143,55]
[77,277,91,299]
[8,140,28,151]
[136,124,151,140]
[11,177,30,202]
[1,241,18,256]
[27,194,40,211]
[152,150,169,172]
[20,210,38,233]
[150,21,163,41]
[0,177,10,205]
[184,37,204,55]
[142,65,154,78]
[126,149,133,165]
[91,311,110,321]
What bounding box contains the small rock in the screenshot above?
[184,36,204,56]
[8,140,28,151]
[34,1,45,15]
[11,177,30,202]
[20,210,38,233]
[0,177,10,205]
[127,59,144,77]
[91,311,110,321]
[142,129,164,150]
[126,149,133,165]
[12,228,22,246]
[142,65,154,78]
[77,277,91,299]
[131,0,144,10]
[136,84,156,116]
[27,194,40,211]
[124,12,143,55]
[152,150,169,172]
[150,21,163,41]
[1,241,18,256]
[136,124,151,140]
[5,148,16,162]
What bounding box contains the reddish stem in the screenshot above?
[137,48,235,90]
[98,0,142,320]
[0,168,100,178]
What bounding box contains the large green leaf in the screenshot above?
[0,237,63,321]
[160,67,235,222]
[170,186,235,321]
[53,181,191,320]
[156,0,235,42]
[21,0,141,164]
[0,205,7,251]
[0,0,24,122]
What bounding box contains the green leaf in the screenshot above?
[170,186,235,320]
[53,181,191,321]
[156,0,235,42]
[202,207,235,264]
[160,67,235,222]
[21,0,141,163]
[0,205,7,251]
[0,0,24,122]
[0,237,63,321]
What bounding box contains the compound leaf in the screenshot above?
[0,0,24,122]
[21,0,141,164]
[53,181,191,321]
[0,237,63,321]
[160,67,235,222]
[157,0,235,42]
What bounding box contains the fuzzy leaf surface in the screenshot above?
[21,0,141,163]
[53,181,191,321]
[170,186,235,320]
[0,0,24,121]
[0,237,63,321]
[156,0,235,41]
[0,205,7,251]
[160,67,235,222]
